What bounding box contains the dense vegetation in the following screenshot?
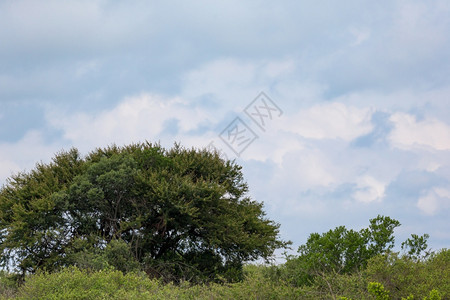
[0,237,447,299]
[0,143,448,299]
[266,216,449,299]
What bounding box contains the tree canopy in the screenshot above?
[0,142,287,282]
[282,215,404,286]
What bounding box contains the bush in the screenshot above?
[4,249,448,299]
[0,271,18,299]
[365,249,449,299]
[367,282,390,300]
[16,267,158,300]
[65,237,141,273]
[423,289,442,300]
[11,265,305,300]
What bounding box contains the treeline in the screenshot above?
[265,215,449,299]
[0,218,448,299]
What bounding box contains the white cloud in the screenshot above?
[0,0,449,253]
[181,59,258,103]
[352,175,386,203]
[282,102,373,141]
[0,130,62,185]
[271,148,337,190]
[417,187,450,215]
[242,132,304,164]
[0,159,20,186]
[389,113,450,150]
[46,93,219,152]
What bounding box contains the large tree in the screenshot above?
[0,142,287,282]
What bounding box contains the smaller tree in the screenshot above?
[284,215,401,286]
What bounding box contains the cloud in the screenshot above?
[0,159,20,186]
[353,175,386,203]
[279,149,337,189]
[389,113,450,150]
[46,93,220,152]
[1,0,450,252]
[0,130,63,185]
[417,187,450,215]
[181,58,297,111]
[282,102,373,140]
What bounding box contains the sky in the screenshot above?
[1,0,450,257]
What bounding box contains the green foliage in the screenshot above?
[365,215,400,256]
[0,149,84,275]
[0,261,446,300]
[16,267,158,300]
[401,234,430,260]
[10,265,304,300]
[264,217,448,300]
[0,271,17,299]
[0,232,447,299]
[312,271,368,299]
[423,289,441,300]
[368,282,390,300]
[0,143,287,283]
[1,150,447,299]
[283,215,401,287]
[365,249,449,299]
[102,239,141,273]
[65,238,140,273]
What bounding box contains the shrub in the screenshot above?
[367,282,390,300]
[16,267,158,300]
[0,271,18,299]
[13,265,305,300]
[365,249,449,299]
